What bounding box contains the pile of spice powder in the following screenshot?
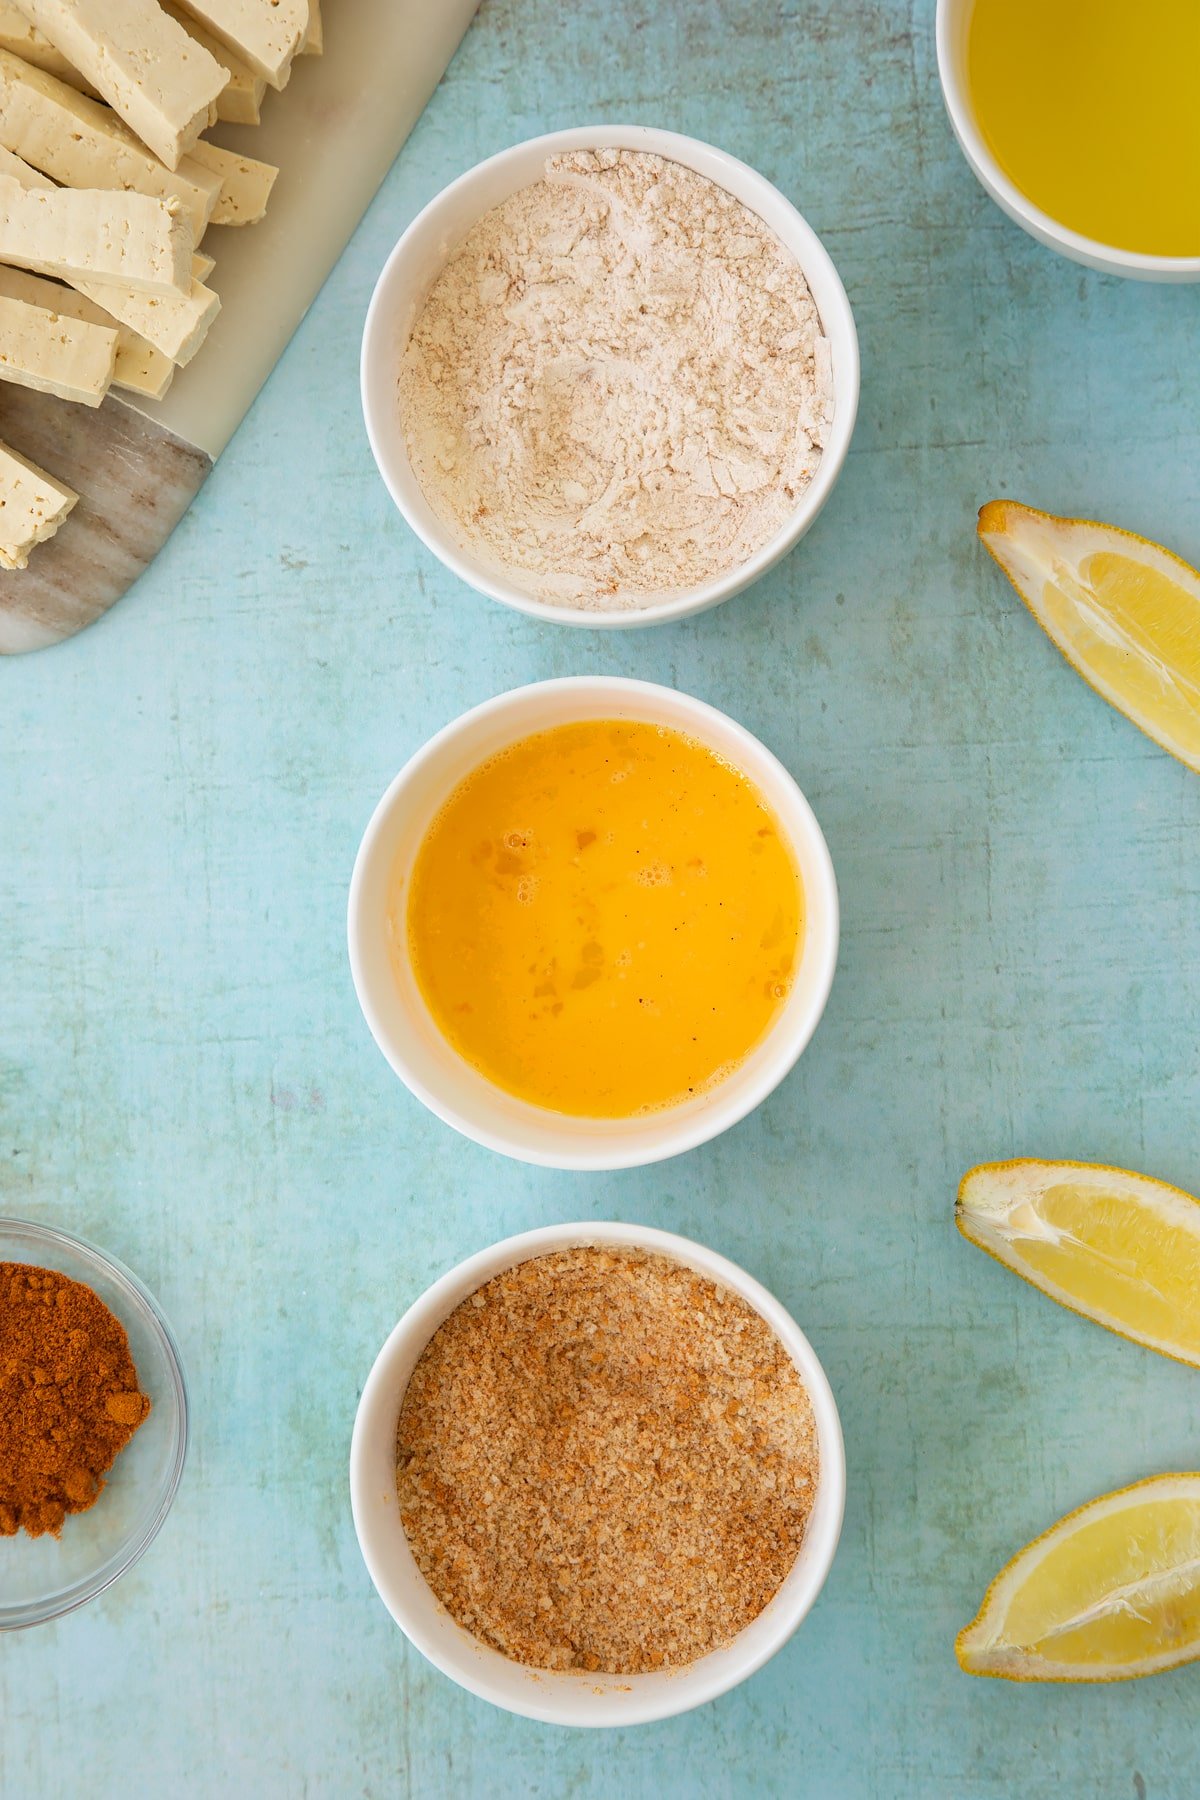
[395,1247,818,1673]
[0,1263,151,1538]
[399,148,833,611]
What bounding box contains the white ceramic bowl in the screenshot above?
[350,1220,845,1726]
[347,677,839,1170]
[361,124,860,626]
[936,0,1200,282]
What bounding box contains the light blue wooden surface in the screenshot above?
[3,1,1200,1793]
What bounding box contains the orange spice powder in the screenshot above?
[0,1262,151,1538]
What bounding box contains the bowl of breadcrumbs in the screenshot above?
[350,1221,844,1726]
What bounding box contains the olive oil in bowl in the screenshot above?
[967,0,1200,257]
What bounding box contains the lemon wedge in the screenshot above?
[978,500,1200,772]
[957,1474,1200,1681]
[958,1159,1200,1368]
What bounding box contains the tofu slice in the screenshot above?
[173,0,309,92]
[14,0,228,169]
[0,0,97,93]
[0,286,116,402]
[0,138,39,183]
[0,262,174,397]
[0,436,76,568]
[187,139,276,225]
[300,0,321,55]
[0,176,193,295]
[160,1,265,126]
[71,269,219,366]
[107,322,175,396]
[0,49,220,239]
[0,147,216,364]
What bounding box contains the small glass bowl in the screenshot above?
[0,1218,188,1630]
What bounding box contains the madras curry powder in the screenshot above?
[0,1262,151,1538]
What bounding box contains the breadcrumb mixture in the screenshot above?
[396,1247,819,1673]
[399,149,833,610]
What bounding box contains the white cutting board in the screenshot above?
[0,0,480,654]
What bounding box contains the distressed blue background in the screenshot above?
[3,1,1200,1794]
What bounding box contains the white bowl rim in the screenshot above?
[349,1219,847,1726]
[0,1215,189,1631]
[347,676,840,1170]
[935,0,1200,281]
[361,122,861,626]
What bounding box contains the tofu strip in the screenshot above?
[0,137,39,183]
[0,176,193,295]
[70,270,219,367]
[13,0,228,168]
[0,286,115,402]
[0,262,173,397]
[0,0,97,94]
[300,0,321,55]
[187,139,276,225]
[0,436,76,569]
[0,147,217,364]
[160,0,265,126]
[173,0,309,91]
[0,49,220,239]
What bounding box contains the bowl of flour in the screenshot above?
[362,127,859,628]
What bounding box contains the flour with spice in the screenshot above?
[399,149,833,610]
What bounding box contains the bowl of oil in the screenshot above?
[937,0,1200,280]
[347,678,839,1170]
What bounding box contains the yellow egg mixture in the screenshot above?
[401,720,803,1117]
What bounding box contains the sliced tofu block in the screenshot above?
[187,139,276,225]
[160,0,265,126]
[300,0,321,55]
[0,287,116,402]
[0,0,97,93]
[107,323,175,396]
[0,176,193,294]
[174,0,309,91]
[0,139,41,185]
[0,49,220,238]
[0,149,212,365]
[71,270,219,367]
[0,435,76,567]
[14,0,228,169]
[0,262,173,397]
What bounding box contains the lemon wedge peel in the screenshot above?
[956,1474,1200,1683]
[978,499,1200,775]
[957,1159,1200,1371]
